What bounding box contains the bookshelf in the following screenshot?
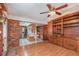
[48,11,79,51]
[52,18,64,45]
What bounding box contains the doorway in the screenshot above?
[21,26,27,39]
[20,26,28,46]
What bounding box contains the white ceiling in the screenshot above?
[6,3,79,24]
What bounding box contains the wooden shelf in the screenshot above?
[64,25,79,28]
[64,15,79,21]
[53,23,62,25]
[48,11,79,51]
[64,19,79,25]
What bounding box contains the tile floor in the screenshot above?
[20,38,43,46]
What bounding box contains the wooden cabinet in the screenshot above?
[56,37,63,46]
[63,37,76,50]
[8,20,21,48]
[76,41,79,52]
[48,11,79,51]
[50,18,64,46]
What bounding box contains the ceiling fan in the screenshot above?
[40,4,68,17]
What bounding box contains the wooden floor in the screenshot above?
[16,41,79,56]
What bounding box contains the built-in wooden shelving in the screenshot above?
[48,11,79,51]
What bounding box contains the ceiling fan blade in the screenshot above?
[40,11,49,14]
[47,4,53,11]
[55,4,68,10]
[55,11,61,15]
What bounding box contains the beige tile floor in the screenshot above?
[16,41,79,56]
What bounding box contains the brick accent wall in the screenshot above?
[8,19,21,48]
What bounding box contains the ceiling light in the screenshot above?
[48,11,55,16]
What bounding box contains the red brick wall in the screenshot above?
[8,19,21,48]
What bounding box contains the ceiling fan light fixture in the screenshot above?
[48,11,55,16]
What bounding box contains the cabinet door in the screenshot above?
[76,41,79,51]
[63,37,76,50]
[56,37,63,46]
